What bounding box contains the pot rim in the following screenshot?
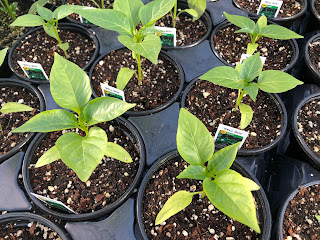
[304,33,320,80]
[311,0,320,21]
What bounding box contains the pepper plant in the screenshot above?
[199,52,303,129]
[223,12,303,55]
[0,0,17,21]
[156,108,261,233]
[0,47,7,67]
[12,53,136,182]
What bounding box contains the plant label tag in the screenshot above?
[31,193,76,214]
[213,124,249,149]
[100,83,126,101]
[155,26,177,47]
[257,0,283,18]
[239,54,267,65]
[17,61,49,81]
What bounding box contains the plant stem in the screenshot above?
[172,2,177,28]
[89,0,100,8]
[2,0,16,21]
[100,0,104,9]
[53,22,69,58]
[234,89,245,110]
[136,53,143,85]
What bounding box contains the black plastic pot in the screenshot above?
[0,79,45,163]
[136,150,272,240]
[22,116,146,221]
[210,20,300,73]
[0,46,11,78]
[304,33,320,85]
[8,23,100,84]
[89,46,185,116]
[0,212,70,239]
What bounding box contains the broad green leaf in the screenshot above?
[58,42,69,51]
[53,4,84,20]
[11,14,45,27]
[239,103,253,129]
[246,43,258,55]
[56,127,108,182]
[316,215,320,222]
[36,4,53,21]
[260,25,303,40]
[188,0,206,20]
[118,34,161,64]
[75,8,132,35]
[83,97,135,126]
[0,47,8,67]
[113,0,143,28]
[139,25,161,38]
[235,63,242,73]
[105,142,132,163]
[139,0,176,26]
[29,0,48,14]
[0,102,33,114]
[258,70,303,93]
[234,28,254,35]
[243,177,260,191]
[177,165,208,180]
[155,190,197,225]
[255,15,267,33]
[43,22,57,40]
[11,109,78,133]
[177,108,214,165]
[244,82,259,102]
[116,67,135,90]
[35,146,60,168]
[224,12,255,32]
[208,142,240,175]
[200,66,244,89]
[240,53,262,81]
[203,170,261,233]
[50,53,91,114]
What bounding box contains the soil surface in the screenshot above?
[283,184,320,240]
[142,155,261,239]
[30,121,140,214]
[0,85,40,157]
[213,25,294,70]
[91,49,181,112]
[184,80,282,150]
[235,0,303,17]
[297,98,320,158]
[11,29,96,79]
[308,38,320,72]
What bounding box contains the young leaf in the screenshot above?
[203,170,261,233]
[35,146,60,168]
[260,25,303,40]
[113,0,143,28]
[58,42,69,51]
[223,12,255,33]
[243,177,260,191]
[0,48,8,67]
[246,43,258,55]
[244,82,259,102]
[116,67,135,90]
[177,108,214,165]
[0,102,33,114]
[11,14,45,27]
[188,0,206,21]
[155,190,198,225]
[256,15,267,31]
[240,53,262,81]
[43,22,58,40]
[207,142,241,176]
[29,0,49,14]
[53,4,84,20]
[36,4,53,22]
[50,53,91,114]
[177,165,208,180]
[239,103,253,129]
[105,142,132,163]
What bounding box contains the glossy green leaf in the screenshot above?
[257,70,303,93]
[116,67,135,90]
[224,12,255,32]
[83,97,135,126]
[0,48,8,67]
[243,177,260,191]
[200,66,244,89]
[255,15,267,32]
[43,22,57,40]
[177,165,208,180]
[246,43,258,55]
[56,127,108,182]
[155,190,198,225]
[11,14,45,27]
[113,0,143,28]
[244,82,259,102]
[260,25,303,40]
[11,109,78,133]
[105,142,132,163]
[35,145,60,168]
[177,108,214,165]
[240,53,262,81]
[118,34,161,64]
[239,103,253,129]
[58,42,69,51]
[203,170,261,233]
[53,4,83,20]
[50,53,91,114]
[188,0,206,20]
[234,28,253,35]
[28,0,48,14]
[0,102,33,114]
[36,4,53,21]
[139,0,175,25]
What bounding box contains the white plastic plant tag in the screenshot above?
[17,61,49,81]
[154,26,177,47]
[213,124,249,149]
[100,83,126,101]
[31,193,76,214]
[79,7,95,24]
[239,54,267,65]
[257,0,283,18]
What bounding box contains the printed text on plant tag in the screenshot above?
[100,83,126,101]
[155,26,177,47]
[17,61,49,81]
[257,0,283,18]
[213,124,249,149]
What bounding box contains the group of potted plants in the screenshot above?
[1,0,320,239]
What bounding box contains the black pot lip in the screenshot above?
[0,212,71,240]
[136,150,272,240]
[0,78,45,163]
[292,93,320,167]
[8,23,100,85]
[180,75,288,156]
[311,0,320,21]
[304,33,320,80]
[209,19,300,73]
[88,46,185,117]
[22,116,146,221]
[232,0,308,22]
[276,180,320,240]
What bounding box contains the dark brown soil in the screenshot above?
[184,80,282,150]
[11,29,96,79]
[30,121,140,214]
[283,184,320,240]
[213,25,294,70]
[235,0,303,18]
[297,98,320,158]
[0,85,40,157]
[316,0,320,14]
[91,49,181,112]
[142,155,261,239]
[308,38,320,72]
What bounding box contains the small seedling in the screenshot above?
[223,12,303,55]
[12,53,136,182]
[0,0,18,21]
[199,52,303,129]
[156,108,261,233]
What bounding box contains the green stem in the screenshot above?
[234,89,245,110]
[172,2,177,28]
[2,0,16,21]
[89,0,100,8]
[53,22,68,58]
[101,0,104,9]
[136,53,143,85]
